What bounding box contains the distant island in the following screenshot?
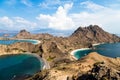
[0,25,120,80]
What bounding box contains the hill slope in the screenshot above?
[70,25,120,45]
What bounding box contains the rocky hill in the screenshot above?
[15,29,32,39]
[69,25,120,45]
[26,52,120,80]
[15,29,54,40]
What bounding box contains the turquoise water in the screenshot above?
[0,39,39,45]
[74,43,120,59]
[0,54,42,80]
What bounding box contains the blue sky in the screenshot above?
[0,0,120,35]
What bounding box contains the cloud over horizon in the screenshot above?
[0,0,120,34]
[36,1,120,33]
[0,16,37,30]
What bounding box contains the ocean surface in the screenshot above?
[0,39,39,45]
[0,54,42,80]
[74,43,120,59]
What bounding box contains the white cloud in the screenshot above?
[70,1,120,33]
[13,17,37,29]
[0,16,14,27]
[36,1,120,33]
[37,3,74,30]
[39,0,73,9]
[21,0,33,7]
[1,1,120,34]
[0,16,37,30]
[80,1,106,11]
[39,0,61,9]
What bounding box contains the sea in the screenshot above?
[74,43,120,59]
[0,54,42,80]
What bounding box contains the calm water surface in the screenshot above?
[0,54,42,80]
[74,43,120,59]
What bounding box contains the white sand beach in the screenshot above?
[70,48,90,60]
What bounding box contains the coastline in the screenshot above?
[92,42,105,46]
[14,39,41,45]
[0,38,41,45]
[0,52,50,70]
[70,48,90,60]
[23,52,50,70]
[70,43,103,60]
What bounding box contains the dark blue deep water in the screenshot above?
[0,54,42,80]
[74,43,120,59]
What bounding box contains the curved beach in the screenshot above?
[22,52,50,70]
[70,43,103,60]
[70,48,90,60]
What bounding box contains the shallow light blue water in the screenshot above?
[0,54,42,80]
[0,39,39,45]
[74,43,120,59]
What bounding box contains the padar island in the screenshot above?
[0,25,120,80]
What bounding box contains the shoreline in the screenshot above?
[23,52,50,70]
[70,48,90,60]
[0,52,50,70]
[0,38,41,45]
[14,39,41,45]
[70,43,103,60]
[92,42,105,46]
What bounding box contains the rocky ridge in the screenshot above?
[26,52,120,80]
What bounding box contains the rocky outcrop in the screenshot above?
[0,42,41,55]
[77,62,120,80]
[26,52,120,80]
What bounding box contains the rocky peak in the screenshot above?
[72,25,103,36]
[15,29,32,39]
[20,29,30,34]
[70,25,120,43]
